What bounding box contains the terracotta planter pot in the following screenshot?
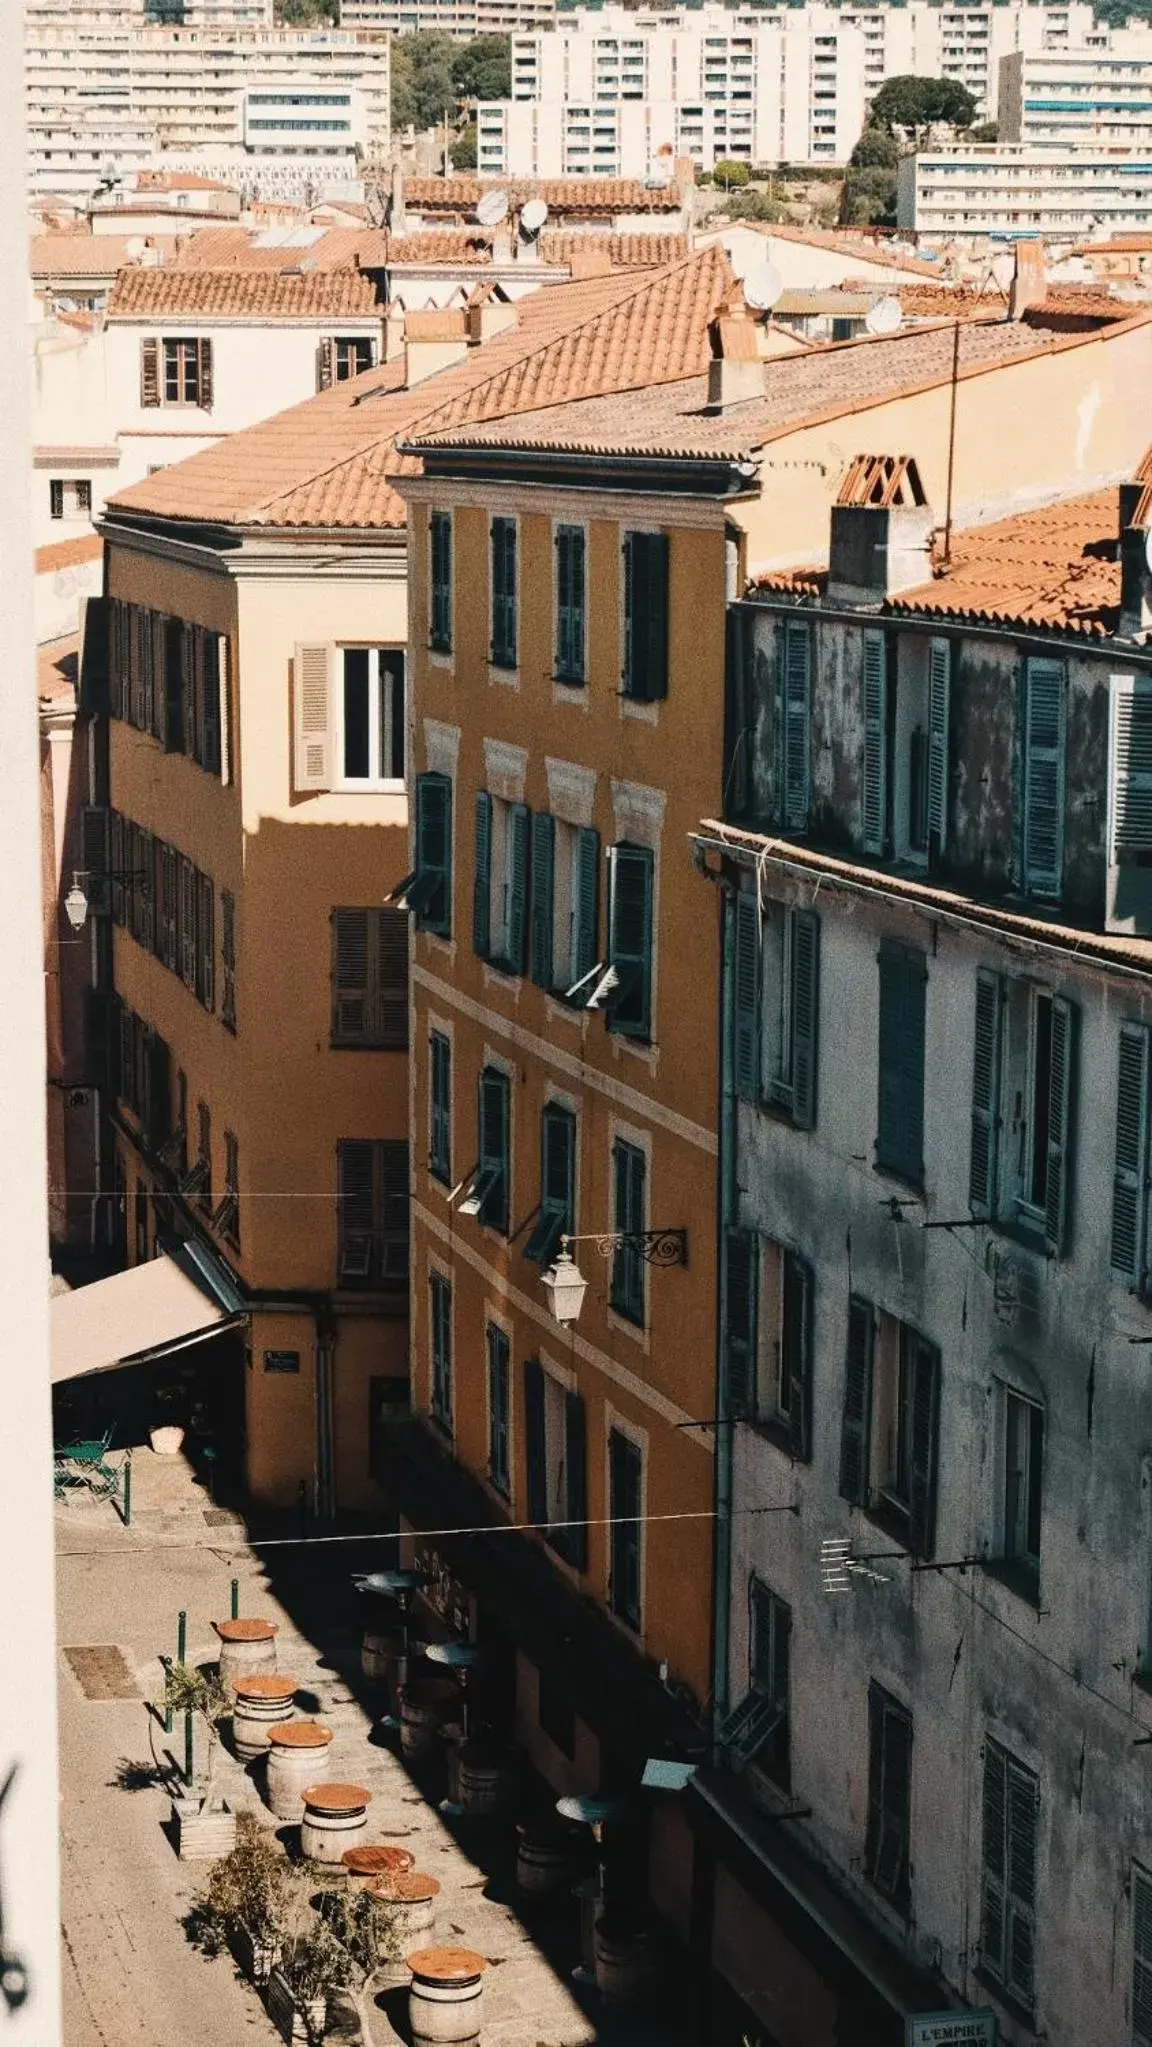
[172,1797,236,1862]
[266,1964,327,2045]
[149,1424,185,1457]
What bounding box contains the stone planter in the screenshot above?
[266,1722,334,1822]
[231,1918,282,1987]
[266,1963,327,2045]
[172,1797,236,1862]
[149,1424,185,1457]
[407,1946,486,2047]
[368,1873,440,1985]
[214,1617,278,1690]
[299,1782,371,1864]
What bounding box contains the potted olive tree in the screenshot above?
[266,1916,356,2046]
[161,1662,236,1860]
[199,1813,289,1984]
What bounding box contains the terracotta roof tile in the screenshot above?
[404,175,683,218]
[412,310,1151,462]
[30,234,164,277]
[35,533,103,575]
[753,486,1126,639]
[540,230,688,269]
[105,263,670,532]
[106,265,385,318]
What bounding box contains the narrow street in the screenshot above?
[56,1449,681,2047]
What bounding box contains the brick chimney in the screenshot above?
[705,290,763,413]
[388,161,405,235]
[826,454,934,607]
[403,308,469,387]
[465,282,518,346]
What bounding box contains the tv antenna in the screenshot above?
[820,1536,897,1592]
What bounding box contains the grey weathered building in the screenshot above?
[686,455,1152,2047]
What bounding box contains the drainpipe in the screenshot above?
[711,881,738,1744]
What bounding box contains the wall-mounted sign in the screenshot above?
[263,1349,300,1375]
[907,2012,997,2047]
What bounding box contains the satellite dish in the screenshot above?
[989,251,1015,292]
[1144,524,1152,575]
[519,197,548,238]
[476,187,509,228]
[865,295,903,336]
[743,260,782,312]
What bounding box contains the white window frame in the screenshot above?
[335,645,405,791]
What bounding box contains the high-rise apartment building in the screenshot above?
[1001,43,1152,146]
[898,140,1152,237]
[339,0,554,36]
[476,1,1152,177]
[24,23,390,196]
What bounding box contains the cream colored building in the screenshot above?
[899,140,1152,238]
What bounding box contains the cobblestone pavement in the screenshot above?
[57,1449,689,2047]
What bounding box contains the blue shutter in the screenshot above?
[556,525,585,683]
[491,517,517,668]
[610,1140,646,1324]
[1111,1023,1150,1286]
[876,940,926,1182]
[862,628,888,855]
[789,909,820,1130]
[486,1323,510,1494]
[723,1227,757,1418]
[839,1296,874,1505]
[505,801,530,974]
[561,1390,587,1570]
[573,827,600,985]
[530,812,555,988]
[524,1357,546,1524]
[1023,656,1066,898]
[430,512,452,652]
[1043,995,1074,1257]
[608,842,654,1040]
[733,891,761,1102]
[969,971,1003,1218]
[623,531,669,701]
[430,1031,451,1183]
[782,622,811,830]
[473,792,492,959]
[926,638,950,858]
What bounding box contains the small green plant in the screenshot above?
[279,1918,356,2042]
[316,1885,400,1976]
[158,1662,230,1805]
[204,1812,291,1943]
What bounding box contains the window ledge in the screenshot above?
[544,993,590,1030]
[619,694,659,726]
[427,646,453,669]
[488,663,520,691]
[607,1304,649,1353]
[972,1968,1035,2031]
[747,1416,805,1462]
[553,678,589,710]
[871,1159,925,1199]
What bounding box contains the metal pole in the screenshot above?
[184,1710,194,1787]
[177,1609,187,1670]
[230,1578,239,1622]
[942,316,961,570]
[121,1451,132,1529]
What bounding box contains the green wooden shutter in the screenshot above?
[530,812,555,987]
[562,1390,587,1569]
[724,1228,757,1418]
[199,627,221,776]
[1023,656,1066,898]
[733,891,761,1102]
[525,1104,574,1265]
[608,842,654,1039]
[556,525,585,683]
[506,801,530,974]
[790,908,820,1130]
[375,908,407,1049]
[926,638,951,857]
[491,517,517,667]
[1112,1024,1150,1285]
[641,532,669,701]
[862,628,888,855]
[79,596,110,713]
[198,875,214,1013]
[782,622,811,830]
[609,1429,642,1627]
[338,1139,376,1281]
[486,1324,510,1492]
[415,772,452,935]
[1133,1866,1152,2047]
[524,1357,546,1524]
[473,791,492,959]
[784,1251,813,1462]
[431,1271,452,1425]
[478,1067,510,1233]
[839,1296,874,1504]
[876,940,926,1182]
[867,1689,912,1900]
[1043,995,1074,1257]
[907,1335,940,1558]
[611,1141,646,1324]
[622,531,635,690]
[573,827,600,984]
[80,806,111,917]
[430,1031,451,1182]
[969,970,1004,1217]
[430,512,452,651]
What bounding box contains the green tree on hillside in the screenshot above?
[391,32,456,132]
[868,74,977,136]
[451,34,511,103]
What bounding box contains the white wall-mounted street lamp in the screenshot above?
[540,1229,688,1328]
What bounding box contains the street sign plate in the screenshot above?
[907,2013,997,2047]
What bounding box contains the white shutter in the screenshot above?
[217,634,232,787]
[293,643,333,793]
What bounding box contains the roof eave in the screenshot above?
[399,438,758,499]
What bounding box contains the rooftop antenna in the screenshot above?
[820,1536,897,1594]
